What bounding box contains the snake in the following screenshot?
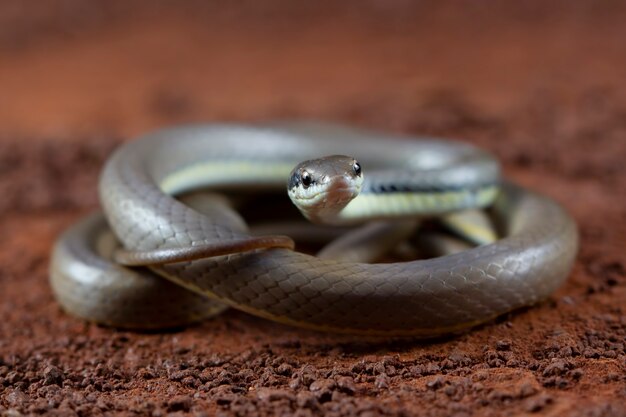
[49,122,578,336]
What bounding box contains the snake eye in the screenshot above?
[301,170,312,188]
[353,161,362,177]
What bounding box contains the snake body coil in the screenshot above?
[50,123,578,336]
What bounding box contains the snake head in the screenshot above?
[287,155,363,224]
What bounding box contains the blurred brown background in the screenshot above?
[0,2,624,416]
[2,1,625,136]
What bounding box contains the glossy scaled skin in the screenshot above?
[50,123,578,336]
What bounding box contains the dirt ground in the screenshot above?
[1,1,625,416]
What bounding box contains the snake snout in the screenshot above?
[324,174,360,206]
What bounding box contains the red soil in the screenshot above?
[0,2,624,416]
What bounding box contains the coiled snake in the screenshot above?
[50,123,578,336]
